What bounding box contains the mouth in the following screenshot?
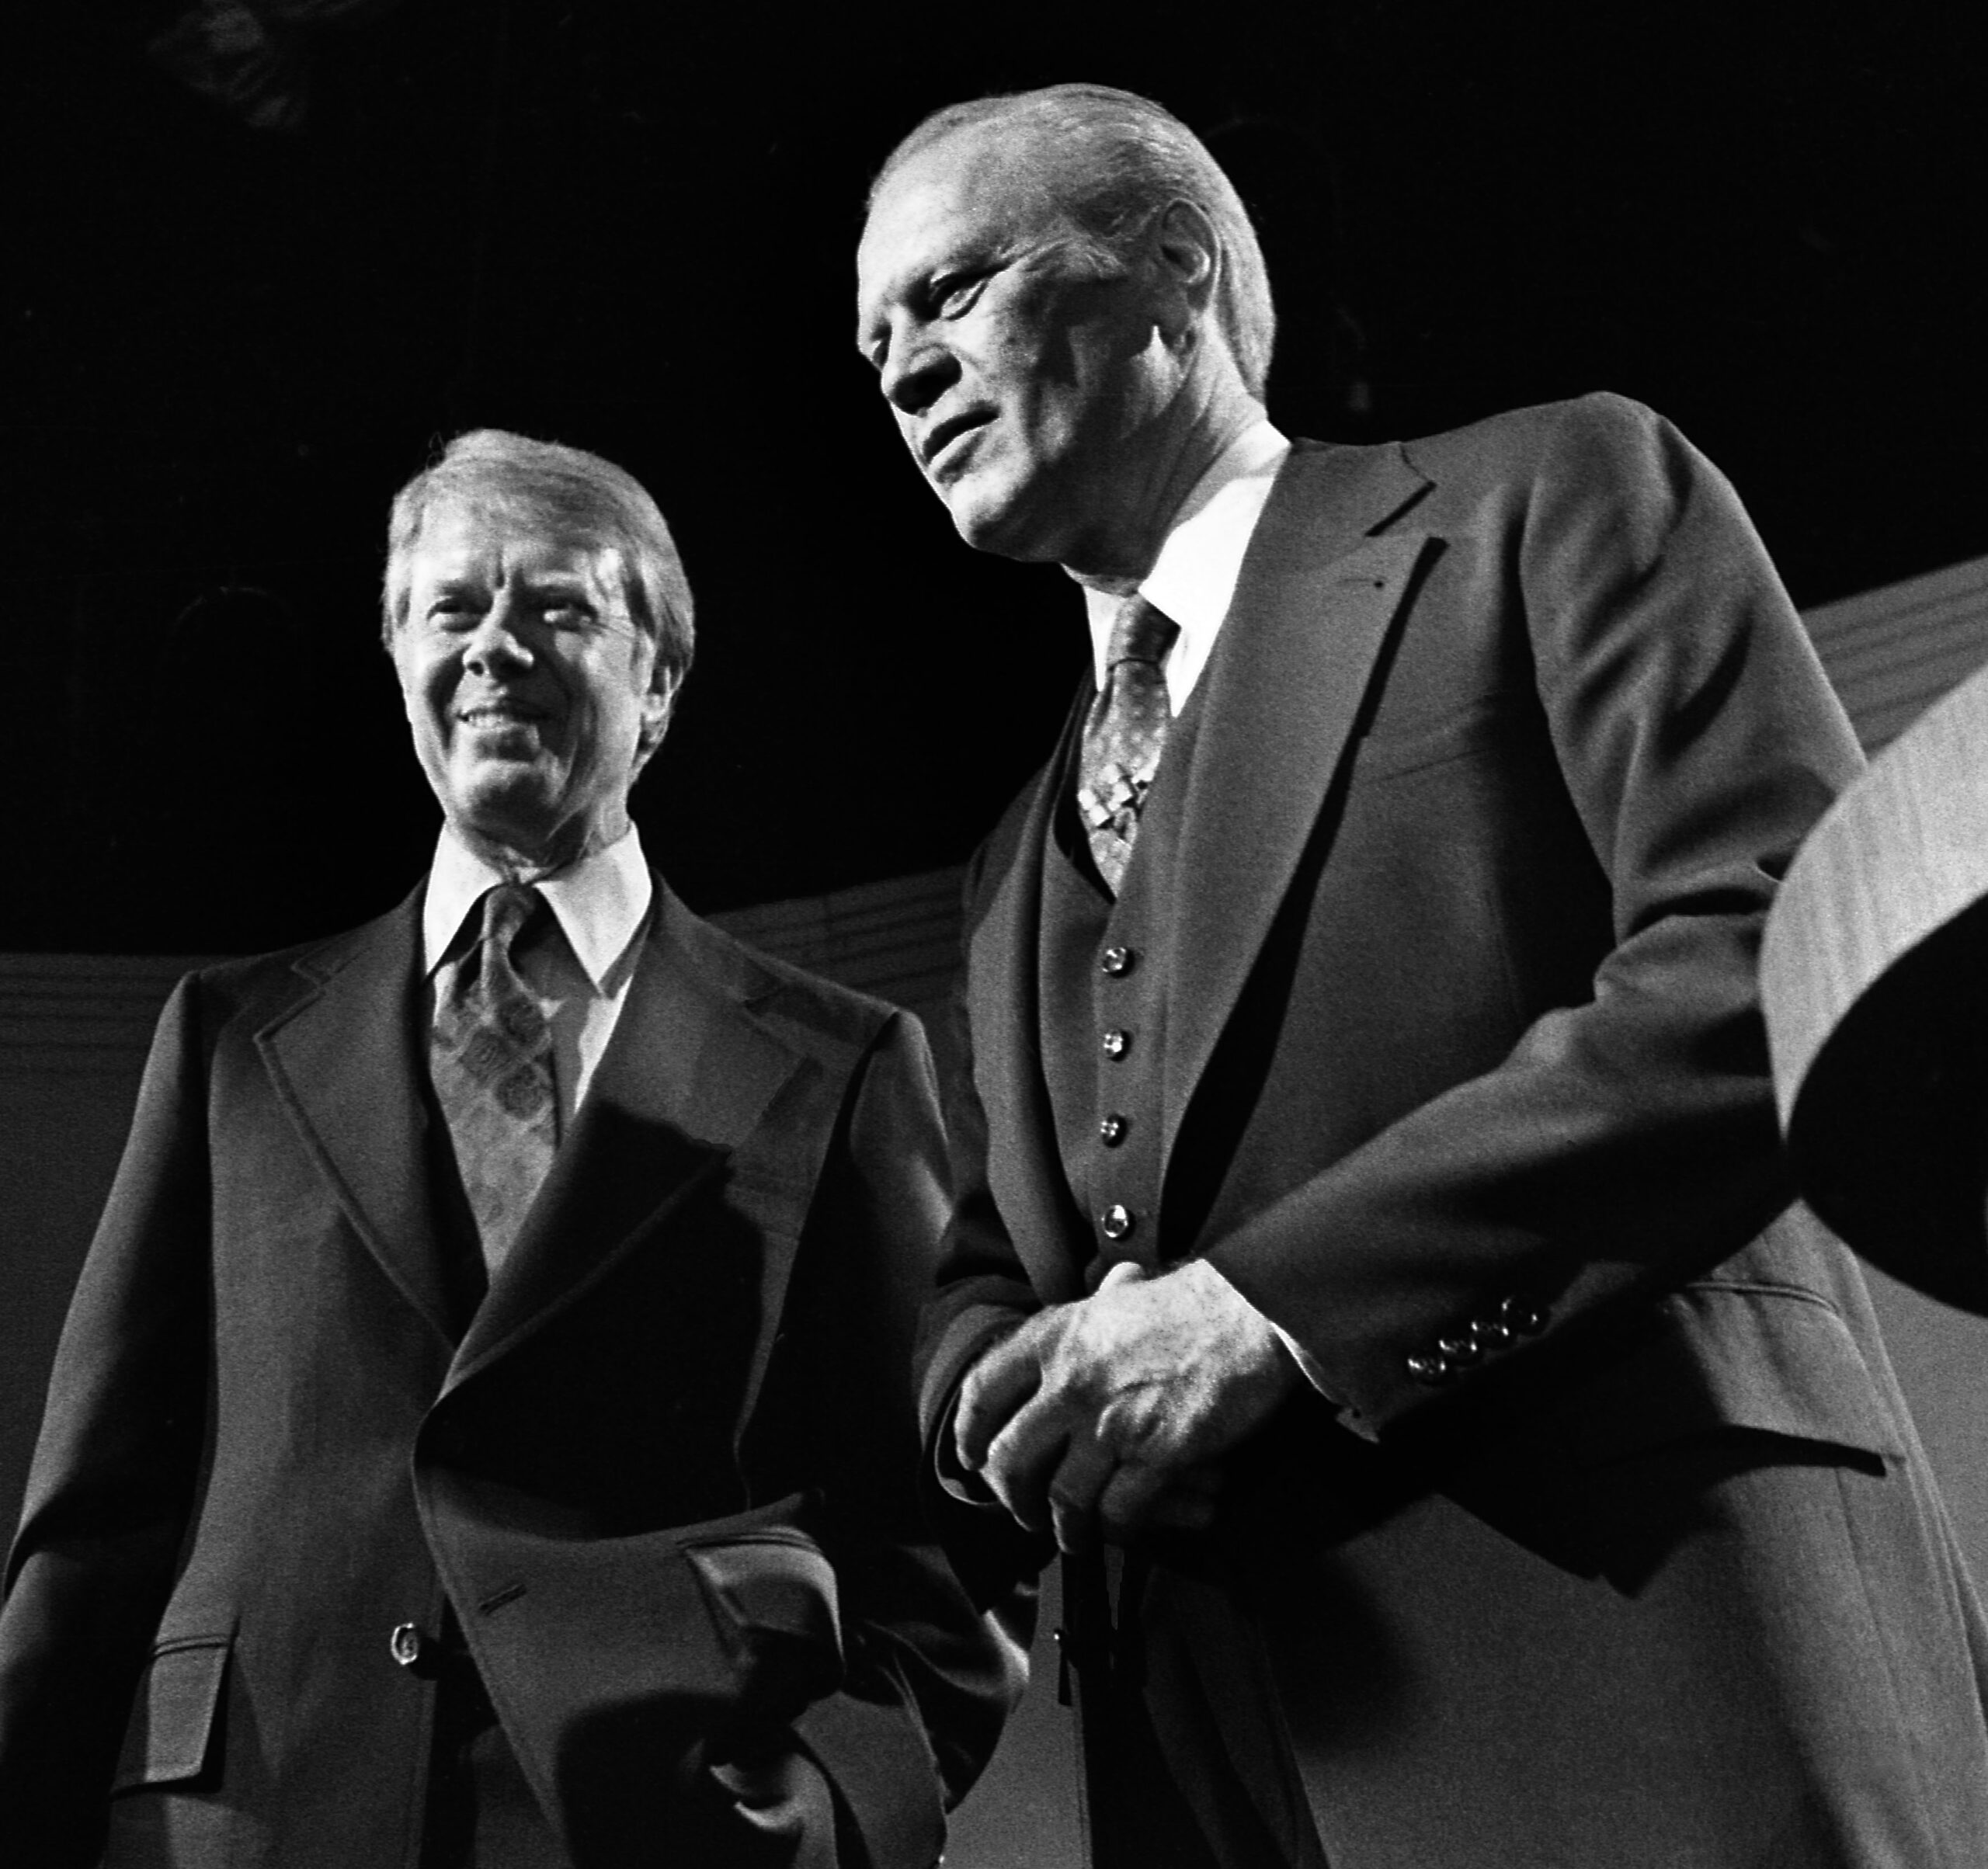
[456,700,551,738]
[920,410,992,478]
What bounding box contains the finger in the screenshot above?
[1164,1459,1226,1503]
[1096,1259,1148,1291]
[954,1327,1048,1471]
[978,1388,1079,1531]
[1045,1431,1120,1555]
[1095,1460,1180,1540]
[1143,1477,1222,1532]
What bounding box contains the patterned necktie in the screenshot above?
[1077,595,1180,892]
[431,883,558,1273]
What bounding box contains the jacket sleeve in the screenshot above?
[1202,394,1865,1432]
[770,1009,1030,1867]
[0,978,213,1867]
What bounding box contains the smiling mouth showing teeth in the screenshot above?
[460,707,541,727]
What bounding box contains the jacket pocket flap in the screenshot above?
[1569,1280,1906,1468]
[111,1634,231,1793]
[683,1534,842,1664]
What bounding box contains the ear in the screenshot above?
[1149,198,1221,343]
[631,661,679,776]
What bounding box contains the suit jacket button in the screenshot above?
[1100,946,1137,978]
[1101,1029,1130,1060]
[390,1622,427,1669]
[1100,1204,1135,1241]
[1406,1353,1451,1386]
[1435,1333,1482,1367]
[1469,1318,1514,1350]
[1099,1113,1129,1146]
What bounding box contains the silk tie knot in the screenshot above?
[1103,594,1179,672]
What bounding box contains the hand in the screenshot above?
[708,1746,838,1864]
[954,1259,1299,1552]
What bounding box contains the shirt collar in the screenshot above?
[1083,415,1291,701]
[422,824,654,992]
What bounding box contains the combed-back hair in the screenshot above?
[873,82,1276,398]
[381,429,695,686]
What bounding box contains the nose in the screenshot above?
[878,329,955,418]
[463,596,533,676]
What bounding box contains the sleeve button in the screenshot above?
[1499,1296,1548,1336]
[1434,1334,1482,1367]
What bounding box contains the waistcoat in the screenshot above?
[1038,674,1212,1285]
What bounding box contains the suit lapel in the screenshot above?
[970,687,1092,1304]
[1158,441,1437,1171]
[258,889,457,1344]
[447,882,806,1387]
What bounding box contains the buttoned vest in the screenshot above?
[1038,675,1212,1284]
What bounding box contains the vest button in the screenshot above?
[1100,1204,1135,1240]
[1100,945,1137,978]
[389,1622,427,1669]
[1099,1113,1129,1146]
[1101,1029,1130,1060]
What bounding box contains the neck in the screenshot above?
[449,811,627,884]
[1063,384,1265,592]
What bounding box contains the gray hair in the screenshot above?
[381,429,695,687]
[874,83,1276,398]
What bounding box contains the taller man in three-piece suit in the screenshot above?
[0,431,1018,1867]
[856,82,1988,1866]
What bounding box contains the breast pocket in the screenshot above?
[110,1632,232,1794]
[1348,694,1520,784]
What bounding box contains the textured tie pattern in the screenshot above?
[1077,596,1180,892]
[432,884,558,1272]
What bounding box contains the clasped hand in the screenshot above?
[953,1259,1299,1553]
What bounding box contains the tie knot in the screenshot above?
[479,882,543,956]
[1104,595,1178,672]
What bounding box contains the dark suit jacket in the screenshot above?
[916,395,1971,1850]
[0,877,1017,1868]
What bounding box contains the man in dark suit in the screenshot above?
[855,82,1988,1867]
[0,431,1019,1867]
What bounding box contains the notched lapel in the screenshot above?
[448,905,807,1384]
[1159,444,1437,1172]
[258,897,457,1343]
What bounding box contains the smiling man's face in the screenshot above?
[392,500,673,869]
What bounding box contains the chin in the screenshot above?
[947,487,1061,564]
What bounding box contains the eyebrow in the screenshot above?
[854,239,996,360]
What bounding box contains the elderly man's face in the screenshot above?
[856,128,1182,569]
[392,502,672,865]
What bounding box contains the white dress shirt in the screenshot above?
[1082,416,1291,710]
[423,825,653,1133]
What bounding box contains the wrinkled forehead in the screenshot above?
[857,127,1070,315]
[405,498,625,593]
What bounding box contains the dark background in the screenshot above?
[9,1,1986,954]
